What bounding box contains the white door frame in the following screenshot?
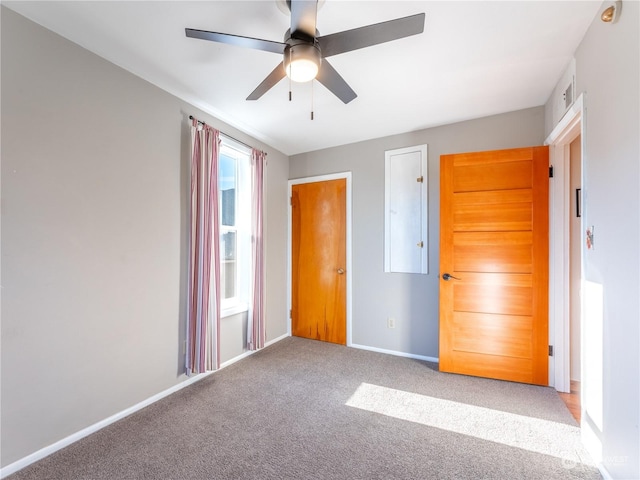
[545,93,585,393]
[287,172,353,346]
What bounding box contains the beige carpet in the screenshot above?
[8,336,600,479]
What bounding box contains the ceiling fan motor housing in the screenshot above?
[283,34,322,82]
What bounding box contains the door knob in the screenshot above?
[442,273,461,281]
[337,268,345,275]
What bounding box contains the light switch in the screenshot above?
[586,225,595,250]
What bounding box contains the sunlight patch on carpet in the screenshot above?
[345,383,593,465]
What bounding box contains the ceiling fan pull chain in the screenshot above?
[288,48,293,101]
[311,80,314,120]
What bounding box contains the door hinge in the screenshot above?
[549,345,554,356]
[289,309,292,319]
[416,176,424,183]
[549,166,554,178]
[289,197,292,206]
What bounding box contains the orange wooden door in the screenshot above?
[439,146,549,385]
[291,179,347,345]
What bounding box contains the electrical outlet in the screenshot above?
[387,317,396,329]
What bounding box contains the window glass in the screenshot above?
[220,153,236,227]
[218,139,250,313]
[221,231,236,300]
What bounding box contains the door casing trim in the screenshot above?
[545,93,585,393]
[287,172,353,346]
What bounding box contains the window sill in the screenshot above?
[221,301,249,319]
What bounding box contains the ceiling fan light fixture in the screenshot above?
[286,58,319,82]
[284,44,321,83]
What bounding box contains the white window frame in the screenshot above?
[219,136,251,318]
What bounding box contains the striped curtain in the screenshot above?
[248,149,266,350]
[186,119,221,375]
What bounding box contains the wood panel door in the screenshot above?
[291,179,347,345]
[439,146,549,385]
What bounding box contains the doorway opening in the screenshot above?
[556,134,583,422]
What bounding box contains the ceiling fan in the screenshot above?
[186,0,425,104]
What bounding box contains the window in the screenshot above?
[219,136,251,316]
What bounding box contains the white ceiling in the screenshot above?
[5,1,600,155]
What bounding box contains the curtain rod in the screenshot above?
[189,115,266,156]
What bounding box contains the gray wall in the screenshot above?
[290,107,545,359]
[556,1,638,477]
[1,7,289,467]
[4,1,638,476]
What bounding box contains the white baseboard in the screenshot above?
[265,332,290,348]
[350,343,439,364]
[0,370,212,479]
[219,350,255,369]
[218,333,289,369]
[0,334,290,479]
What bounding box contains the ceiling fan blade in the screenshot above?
[316,59,357,104]
[247,62,286,101]
[289,0,318,40]
[318,13,425,58]
[185,28,286,55]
